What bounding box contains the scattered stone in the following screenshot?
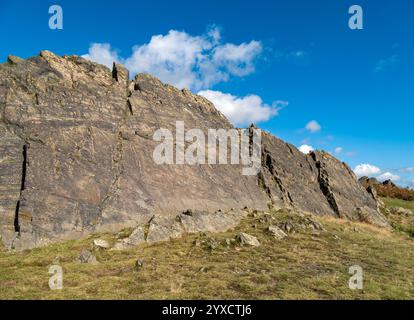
[78,250,98,264]
[134,259,144,272]
[275,212,325,234]
[179,209,244,234]
[236,233,261,247]
[391,207,413,216]
[204,237,219,250]
[267,226,287,240]
[112,226,146,250]
[279,221,296,234]
[93,239,110,249]
[146,217,182,243]
[306,217,325,231]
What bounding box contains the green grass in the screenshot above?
[382,197,414,212]
[1,207,414,300]
[381,197,414,238]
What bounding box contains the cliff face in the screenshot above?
[0,51,388,250]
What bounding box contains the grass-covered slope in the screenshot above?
[382,197,414,238]
[1,204,413,300]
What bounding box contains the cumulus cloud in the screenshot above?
[298,144,314,154]
[82,27,262,91]
[82,43,121,69]
[82,28,286,125]
[377,172,401,182]
[334,147,343,154]
[198,90,285,126]
[354,164,381,177]
[212,41,262,77]
[305,120,321,133]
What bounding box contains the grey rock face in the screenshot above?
[310,151,389,227]
[259,132,334,215]
[0,51,389,250]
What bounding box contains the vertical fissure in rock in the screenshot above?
[112,62,122,83]
[127,99,133,116]
[260,151,294,207]
[311,153,340,217]
[14,144,28,234]
[257,170,272,200]
[286,144,295,156]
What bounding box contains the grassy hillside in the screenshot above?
[1,205,414,300]
[382,197,414,212]
[382,197,414,238]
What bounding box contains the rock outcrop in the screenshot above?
[0,51,389,250]
[359,176,414,202]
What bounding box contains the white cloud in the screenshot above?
[82,43,121,69]
[82,27,262,91]
[298,144,314,154]
[197,90,285,126]
[377,172,401,182]
[305,120,321,133]
[374,54,399,72]
[334,147,343,154]
[212,41,262,77]
[354,164,381,177]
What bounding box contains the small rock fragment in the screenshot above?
[134,259,144,271]
[391,207,413,216]
[267,226,287,240]
[236,233,261,247]
[93,239,110,249]
[204,237,219,250]
[78,250,98,264]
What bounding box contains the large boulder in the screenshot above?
[0,51,389,250]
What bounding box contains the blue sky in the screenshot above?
[1,0,413,186]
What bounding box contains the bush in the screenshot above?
[376,184,414,201]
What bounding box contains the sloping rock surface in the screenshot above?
[0,51,388,250]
